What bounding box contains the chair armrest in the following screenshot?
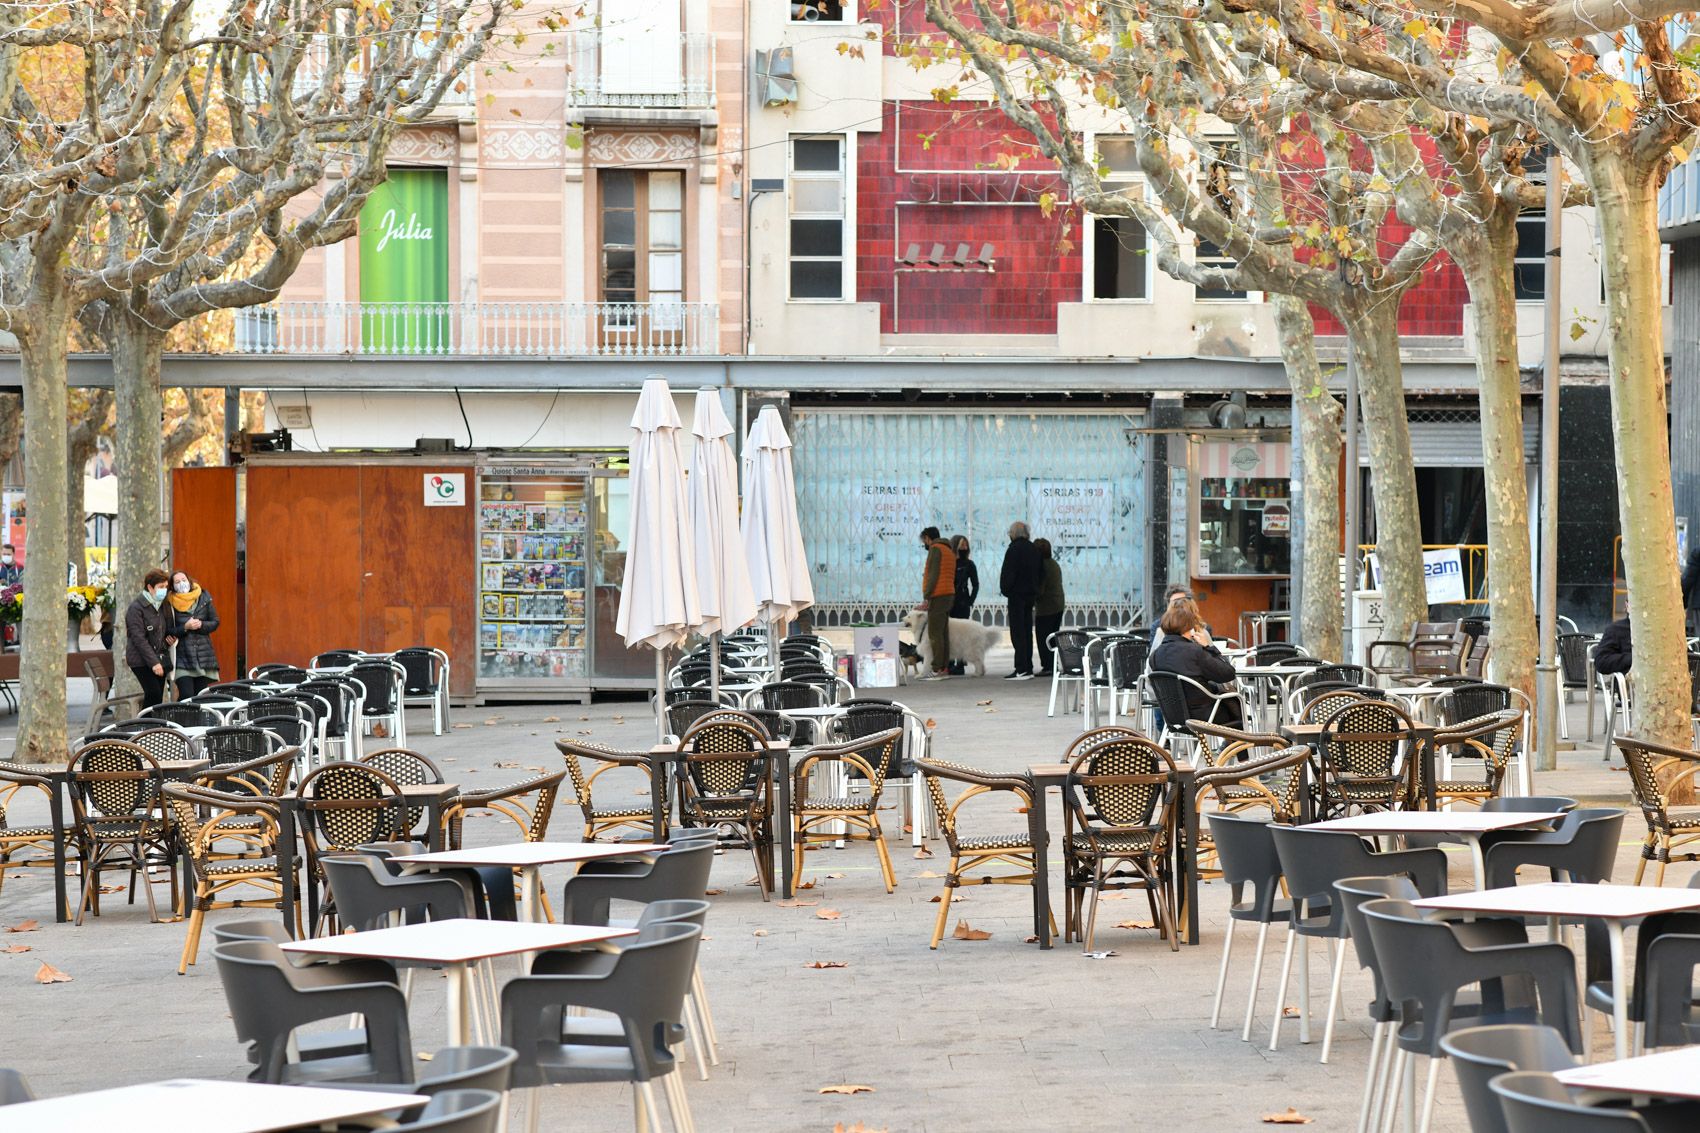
[1459,941,1582,1051]
[1370,847,1450,897]
[1195,745,1308,788]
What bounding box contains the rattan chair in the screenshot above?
[1061,728,1182,953]
[1614,735,1700,884]
[917,758,1054,949]
[128,726,196,765]
[164,782,294,973]
[65,739,175,924]
[359,748,444,840]
[0,761,64,904]
[792,728,902,893]
[1428,710,1523,807]
[295,761,406,933]
[444,769,564,850]
[1315,697,1421,817]
[677,711,775,900]
[831,699,932,842]
[556,739,658,841]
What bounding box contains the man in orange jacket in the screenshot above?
[918,526,956,680]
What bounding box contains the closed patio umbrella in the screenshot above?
[741,405,814,636]
[616,377,701,736]
[690,389,756,694]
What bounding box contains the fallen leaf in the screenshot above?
[98,885,124,894]
[1114,920,1154,930]
[806,960,848,969]
[752,929,769,937]
[1282,1006,1301,1018]
[482,718,500,726]
[797,879,817,890]
[1023,935,1039,944]
[825,873,844,879]
[1262,1109,1313,1125]
[914,870,944,879]
[5,920,39,934]
[952,919,991,940]
[833,1123,888,1133]
[453,723,473,730]
[815,908,843,921]
[493,760,520,769]
[983,707,998,714]
[578,715,590,721]
[34,962,71,984]
[1012,805,1029,814]
[2,944,30,954]
[704,889,724,896]
[928,894,967,903]
[923,717,937,729]
[818,1084,875,1096]
[542,716,561,723]
[417,1051,434,1061]
[975,699,993,706]
[777,899,818,908]
[913,846,934,859]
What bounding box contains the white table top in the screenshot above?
[0,1079,426,1133]
[1556,1045,1700,1100]
[395,841,667,868]
[1234,664,1312,677]
[778,705,845,718]
[1416,881,1700,920]
[282,917,635,964]
[1306,811,1565,836]
[189,699,245,713]
[1383,685,1455,699]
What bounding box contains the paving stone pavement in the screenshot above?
[0,648,1657,1132]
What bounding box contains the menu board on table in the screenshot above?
[475,474,589,683]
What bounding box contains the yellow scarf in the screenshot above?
[168,584,202,613]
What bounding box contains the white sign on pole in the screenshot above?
[1028,479,1113,548]
[1367,547,1467,604]
[423,472,466,507]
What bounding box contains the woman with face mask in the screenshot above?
[167,570,220,699]
[124,569,177,708]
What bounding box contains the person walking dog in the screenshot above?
[918,526,957,681]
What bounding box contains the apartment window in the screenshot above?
[1195,239,1248,301]
[789,136,846,300]
[600,170,684,325]
[1514,214,1545,300]
[1091,137,1149,301]
[790,0,848,20]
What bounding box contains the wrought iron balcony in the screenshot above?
[565,31,714,110]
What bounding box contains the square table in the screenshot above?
[395,841,667,923]
[283,917,635,1044]
[0,1079,427,1133]
[649,740,796,897]
[1416,882,1700,1060]
[1027,761,1200,951]
[1303,810,1564,889]
[1556,1045,1700,1100]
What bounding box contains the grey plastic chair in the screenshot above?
[501,921,703,1133]
[213,937,413,1085]
[1440,1025,1577,1133]
[321,852,475,934]
[1483,808,1625,889]
[400,1089,504,1133]
[0,1069,36,1105]
[1268,823,1448,1059]
[1202,813,1291,1041]
[559,839,715,927]
[1581,870,1700,1050]
[1491,1071,1657,1132]
[1363,898,1581,1133]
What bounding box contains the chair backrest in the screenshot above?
[1484,795,1578,814]
[665,698,722,738]
[779,657,829,681]
[393,647,446,696]
[66,740,162,819]
[359,747,443,786]
[299,680,356,736]
[1556,634,1593,686]
[202,725,283,766]
[1108,637,1150,690]
[743,709,794,741]
[348,662,402,713]
[311,649,366,668]
[790,671,844,704]
[164,783,280,877]
[1143,670,1197,731]
[1064,727,1177,835]
[1445,682,1514,726]
[1613,735,1687,825]
[1440,1025,1578,1133]
[1305,663,1367,686]
[412,1048,516,1099]
[1271,825,1446,936]
[679,711,770,797]
[447,771,564,846]
[835,702,909,775]
[142,701,223,728]
[560,841,716,926]
[1490,1071,1652,1132]
[1050,630,1091,674]
[1204,813,1284,920]
[297,761,405,857]
[202,681,265,702]
[403,1088,504,1133]
[244,714,313,752]
[237,697,315,725]
[252,664,310,684]
[756,681,824,711]
[83,655,113,693]
[127,726,195,764]
[1317,698,1417,809]
[1332,875,1420,1015]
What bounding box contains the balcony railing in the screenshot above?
[291,37,476,109]
[231,301,721,357]
[565,31,714,110]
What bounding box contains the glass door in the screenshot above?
[475,466,590,688]
[588,467,652,684]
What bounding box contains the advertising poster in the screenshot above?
[358,169,449,353]
[1027,479,1113,549]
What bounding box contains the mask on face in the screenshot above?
[1,554,12,564]
[148,587,167,605]
[173,580,191,594]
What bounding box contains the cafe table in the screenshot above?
[1302,810,1565,890]
[393,841,667,923]
[1416,882,1700,1060]
[0,1079,428,1133]
[1234,664,1313,731]
[1026,761,1200,951]
[648,739,797,898]
[284,917,636,1045]
[1557,1045,1700,1099]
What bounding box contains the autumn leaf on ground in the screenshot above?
[704,889,724,896]
[34,962,71,984]
[825,873,844,879]
[542,716,560,723]
[923,718,937,729]
[5,920,39,933]
[818,1084,875,1095]
[914,870,944,879]
[1262,1109,1313,1125]
[797,878,817,890]
[952,919,992,940]
[1282,1006,1301,1018]
[1023,935,1039,944]
[1114,921,1154,930]
[483,718,500,726]
[752,929,769,938]
[806,960,848,969]
[452,723,473,730]
[983,707,998,713]
[975,699,993,706]
[815,908,843,921]
[777,899,818,908]
[928,894,967,903]
[2,944,30,954]
[833,1123,888,1133]
[913,846,934,859]
[493,761,520,769]
[417,1051,434,1061]
[578,715,591,721]
[1012,805,1029,814]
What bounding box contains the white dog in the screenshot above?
[903,609,1000,677]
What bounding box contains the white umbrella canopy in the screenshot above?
[615,377,702,651]
[689,389,756,639]
[740,404,815,626]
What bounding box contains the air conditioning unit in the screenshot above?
[755,48,798,107]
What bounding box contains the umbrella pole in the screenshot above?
[655,649,667,744]
[710,630,722,703]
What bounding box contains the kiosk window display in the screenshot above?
[476,468,590,687]
[1194,440,1291,577]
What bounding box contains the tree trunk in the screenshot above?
[1343,302,1428,639]
[1589,150,1691,767]
[1453,222,1539,725]
[110,315,166,701]
[1273,293,1344,660]
[14,308,69,764]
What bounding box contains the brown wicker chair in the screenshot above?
[1614,734,1700,884]
[65,739,175,925]
[294,761,406,933]
[1315,698,1421,817]
[556,739,659,842]
[677,711,775,900]
[918,758,1055,949]
[357,748,444,840]
[1428,709,1523,808]
[1061,728,1182,953]
[443,770,567,919]
[792,728,902,893]
[164,783,294,974]
[0,761,65,904]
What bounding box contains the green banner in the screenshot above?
[359,169,449,353]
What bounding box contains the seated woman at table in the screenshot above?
[1149,597,1242,727]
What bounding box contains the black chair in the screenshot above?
[1248,642,1302,664]
[753,681,824,712]
[348,660,406,745]
[743,708,795,742]
[311,649,367,668]
[1490,1070,1697,1133]
[1556,633,1594,740]
[300,679,362,762]
[1046,629,1091,718]
[392,646,451,736]
[1441,1024,1578,1133]
[1483,807,1624,889]
[1204,813,1291,1039]
[1146,670,1243,762]
[202,725,285,767]
[664,698,722,740]
[200,681,266,703]
[251,664,311,685]
[141,701,224,728]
